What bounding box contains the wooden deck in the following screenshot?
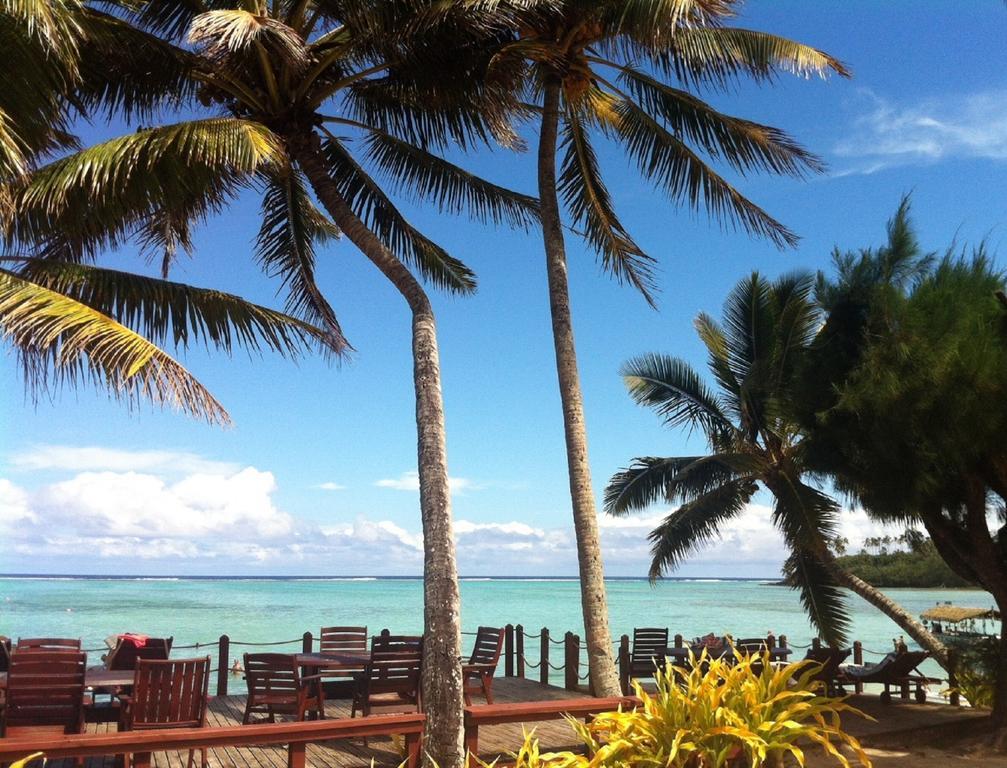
[18,677,987,768]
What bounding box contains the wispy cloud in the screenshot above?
[9,445,239,476]
[834,89,1007,176]
[316,482,346,491]
[375,470,478,494]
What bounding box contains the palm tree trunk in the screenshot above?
[820,550,949,668]
[537,76,621,697]
[291,132,464,768]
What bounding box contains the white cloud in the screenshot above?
[834,89,1007,175]
[0,445,908,575]
[316,482,346,491]
[375,470,478,494]
[10,445,239,476]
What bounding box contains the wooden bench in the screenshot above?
[463,696,638,758]
[0,712,425,768]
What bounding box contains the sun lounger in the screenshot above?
[842,650,941,703]
[801,647,851,696]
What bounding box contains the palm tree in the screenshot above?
[1,0,340,421]
[490,0,848,693]
[604,272,947,659]
[4,4,536,763]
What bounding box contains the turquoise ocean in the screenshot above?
[0,577,992,681]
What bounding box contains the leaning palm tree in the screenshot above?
[4,3,536,764]
[604,272,947,659]
[0,0,340,421]
[488,0,849,693]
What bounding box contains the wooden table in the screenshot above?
[293,652,370,671]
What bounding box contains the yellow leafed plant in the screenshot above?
[479,651,872,768]
[9,754,44,768]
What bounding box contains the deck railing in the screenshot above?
[81,624,959,706]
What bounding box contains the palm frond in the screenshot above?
[694,311,741,402]
[320,137,477,293]
[721,272,775,385]
[8,118,282,259]
[75,9,202,121]
[132,0,209,42]
[363,131,539,229]
[620,352,734,433]
[0,266,229,424]
[646,476,758,580]
[654,26,850,89]
[559,109,657,303]
[781,548,851,645]
[614,98,797,247]
[256,169,349,354]
[770,475,841,552]
[616,65,824,177]
[14,257,345,358]
[188,9,309,72]
[605,453,761,514]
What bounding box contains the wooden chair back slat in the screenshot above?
[16,638,82,651]
[468,627,504,666]
[128,657,210,730]
[244,654,302,699]
[319,627,367,654]
[371,635,423,657]
[106,637,173,670]
[4,649,87,732]
[630,628,668,676]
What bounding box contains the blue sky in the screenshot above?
[2,1,1007,576]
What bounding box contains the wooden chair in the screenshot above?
[802,647,852,696]
[16,638,82,651]
[319,627,367,654]
[629,628,669,679]
[315,627,368,699]
[352,643,423,718]
[1,649,87,738]
[371,634,423,656]
[105,637,173,670]
[0,637,10,671]
[242,653,324,724]
[462,627,504,705]
[117,657,211,768]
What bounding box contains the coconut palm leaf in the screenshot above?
[362,131,538,229]
[653,26,850,89]
[321,136,477,293]
[620,352,734,433]
[75,9,201,121]
[782,548,850,645]
[558,110,656,302]
[188,9,310,74]
[7,118,281,259]
[646,476,759,580]
[13,257,344,357]
[256,169,349,353]
[1,266,230,424]
[605,453,761,514]
[694,311,741,405]
[614,98,797,247]
[721,272,776,387]
[614,65,824,177]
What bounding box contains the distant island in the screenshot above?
[831,534,975,589]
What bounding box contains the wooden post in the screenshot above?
[540,628,550,686]
[779,635,788,651]
[767,632,776,650]
[618,634,631,695]
[287,741,306,768]
[853,641,863,693]
[516,624,525,678]
[812,637,821,650]
[674,634,683,649]
[406,730,422,768]
[564,632,579,691]
[504,624,515,677]
[217,634,229,696]
[302,631,313,654]
[948,648,960,707]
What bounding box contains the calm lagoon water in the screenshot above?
[0,576,991,679]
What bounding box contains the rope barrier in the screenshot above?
[548,661,566,671]
[229,638,303,647]
[522,658,542,669]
